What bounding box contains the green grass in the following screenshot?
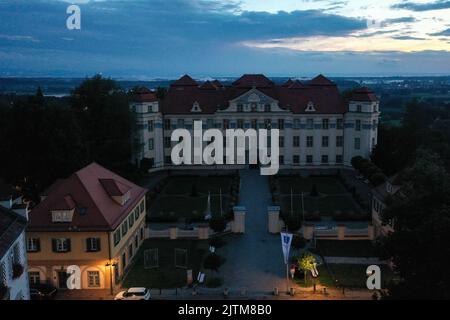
[149,175,236,222]
[122,240,208,289]
[163,176,233,195]
[317,241,381,258]
[276,176,368,221]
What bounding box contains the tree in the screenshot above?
[209,217,227,233]
[381,149,450,299]
[297,252,316,285]
[203,253,224,272]
[351,156,365,170]
[369,172,386,187]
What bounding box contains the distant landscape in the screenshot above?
[2,76,450,126]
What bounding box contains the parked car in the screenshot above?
[114,287,151,300]
[30,284,57,300]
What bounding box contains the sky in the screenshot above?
[0,0,450,78]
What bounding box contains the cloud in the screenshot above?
[392,0,450,12]
[431,28,450,36]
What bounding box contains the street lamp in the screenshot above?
[105,261,118,296]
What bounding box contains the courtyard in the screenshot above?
[147,174,239,222]
[272,175,369,222]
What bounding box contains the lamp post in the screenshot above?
[105,261,117,296]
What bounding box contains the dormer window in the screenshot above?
[237,104,243,112]
[191,101,202,113]
[51,209,74,223]
[264,104,271,112]
[305,102,316,112]
[357,105,362,112]
[99,179,132,206]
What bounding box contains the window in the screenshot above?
[223,119,229,129]
[279,156,284,165]
[322,119,329,130]
[164,119,171,130]
[336,136,344,147]
[27,238,40,252]
[207,119,214,129]
[322,136,329,147]
[237,104,243,112]
[306,119,314,130]
[264,119,271,129]
[293,155,300,164]
[29,272,40,285]
[135,207,140,220]
[140,227,144,241]
[306,155,313,164]
[52,238,71,253]
[251,119,257,129]
[121,221,128,237]
[87,271,100,288]
[148,138,154,151]
[356,120,361,131]
[293,119,300,130]
[237,119,244,129]
[373,120,377,130]
[164,137,171,148]
[355,138,361,150]
[336,155,343,164]
[293,136,300,147]
[86,238,101,252]
[128,213,135,228]
[279,137,284,148]
[140,201,145,213]
[165,156,172,164]
[113,230,121,246]
[147,120,154,132]
[306,136,314,148]
[278,119,285,130]
[337,119,343,130]
[250,103,257,112]
[264,104,271,112]
[177,119,185,128]
[321,155,329,164]
[357,105,362,112]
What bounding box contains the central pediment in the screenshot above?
[219,88,287,113]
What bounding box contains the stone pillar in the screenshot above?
[268,206,281,234]
[368,224,375,240]
[169,227,178,240]
[337,224,346,240]
[197,225,210,240]
[232,206,246,234]
[302,224,314,240]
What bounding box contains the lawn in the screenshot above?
[122,239,208,289]
[296,264,394,289]
[275,176,368,221]
[148,175,237,222]
[317,241,381,258]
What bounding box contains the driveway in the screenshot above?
[219,169,288,293]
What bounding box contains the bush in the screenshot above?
[370,172,386,187]
[365,165,380,179]
[310,184,319,197]
[209,237,226,248]
[209,217,227,233]
[205,277,224,288]
[203,253,224,271]
[292,236,306,249]
[351,156,365,170]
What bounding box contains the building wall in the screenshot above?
[27,196,146,290]
[0,231,30,300]
[132,98,380,169]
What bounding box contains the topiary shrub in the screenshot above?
[209,217,227,233]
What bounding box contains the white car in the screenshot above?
[114,287,151,300]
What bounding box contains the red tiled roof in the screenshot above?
[351,87,378,102]
[28,163,147,232]
[199,80,219,90]
[232,74,274,88]
[162,74,347,114]
[171,74,198,87]
[131,87,158,103]
[282,79,294,87]
[308,74,335,86]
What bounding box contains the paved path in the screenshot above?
[220,169,287,292]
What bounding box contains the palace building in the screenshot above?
[130,74,380,170]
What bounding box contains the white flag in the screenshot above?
[280,232,293,264]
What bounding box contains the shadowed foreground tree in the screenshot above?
[381,149,450,299]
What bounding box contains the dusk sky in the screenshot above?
[1,0,450,78]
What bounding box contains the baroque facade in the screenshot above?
[131,74,380,170]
